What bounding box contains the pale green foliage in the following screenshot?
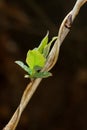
[26,49,46,70]
[38,31,49,53]
[15,32,57,79]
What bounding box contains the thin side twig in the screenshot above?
[3,0,87,130]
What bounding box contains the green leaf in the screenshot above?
[26,49,46,70]
[15,32,57,80]
[38,31,49,53]
[43,42,52,57]
[43,36,58,57]
[15,61,32,75]
[34,66,42,71]
[34,71,52,78]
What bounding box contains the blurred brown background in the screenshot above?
[0,0,87,130]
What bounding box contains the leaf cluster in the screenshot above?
[15,32,57,79]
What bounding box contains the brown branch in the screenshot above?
[2,0,87,130]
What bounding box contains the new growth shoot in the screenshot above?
[15,32,57,80]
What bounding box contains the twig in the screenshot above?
[2,0,87,130]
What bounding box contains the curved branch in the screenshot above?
[3,0,87,130]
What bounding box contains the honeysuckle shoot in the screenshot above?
[15,32,57,79]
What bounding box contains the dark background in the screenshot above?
[0,0,87,130]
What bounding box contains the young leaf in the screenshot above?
[34,65,42,71]
[15,61,32,75]
[34,71,52,78]
[38,31,49,53]
[43,36,58,57]
[43,42,51,58]
[26,49,46,70]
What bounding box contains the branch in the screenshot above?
[2,0,87,130]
